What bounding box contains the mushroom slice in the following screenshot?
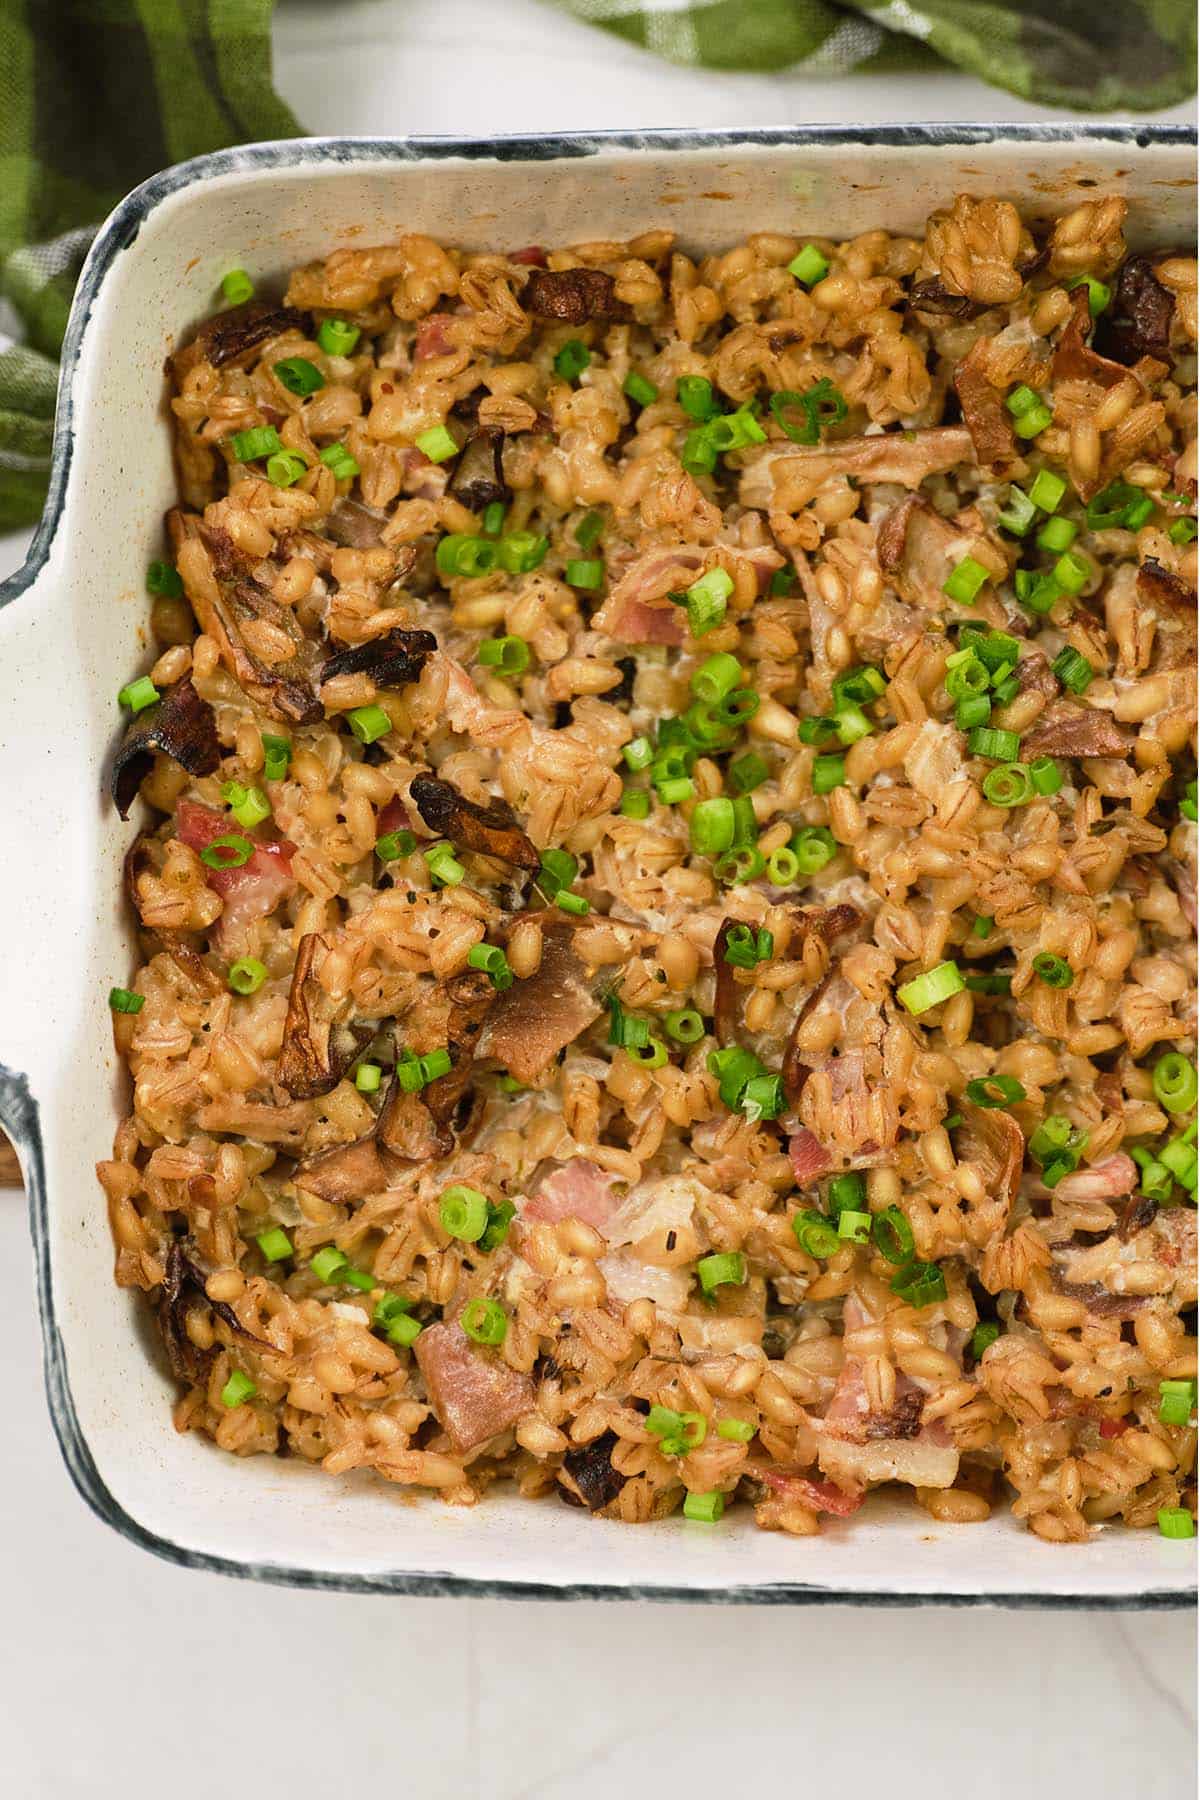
[276,933,374,1101]
[320,627,437,691]
[409,773,540,871]
[169,303,314,383]
[110,677,220,820]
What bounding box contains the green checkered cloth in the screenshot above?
[0,1,1193,532]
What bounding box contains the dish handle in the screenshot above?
[0,553,74,1176]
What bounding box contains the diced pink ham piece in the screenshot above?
[525,1158,619,1231]
[604,595,686,646]
[789,1128,834,1185]
[376,796,412,837]
[758,1469,866,1517]
[1052,1153,1138,1208]
[510,245,547,266]
[413,1321,534,1453]
[413,313,455,361]
[175,799,295,940]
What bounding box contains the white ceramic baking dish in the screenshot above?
[1,127,1195,1605]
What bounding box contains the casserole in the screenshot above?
[1,125,1195,1604]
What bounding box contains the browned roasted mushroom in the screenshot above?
[908,277,984,320]
[168,303,314,383]
[954,339,1016,471]
[173,520,323,725]
[478,919,601,1084]
[291,1133,398,1203]
[1020,698,1132,759]
[522,267,617,324]
[156,1240,273,1383]
[409,774,540,871]
[559,1430,628,1512]
[276,933,375,1100]
[110,676,220,819]
[447,427,511,512]
[320,627,437,692]
[712,918,743,1049]
[1095,255,1176,366]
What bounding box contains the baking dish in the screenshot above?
[0,126,1195,1605]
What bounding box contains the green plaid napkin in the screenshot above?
[0,0,1193,533]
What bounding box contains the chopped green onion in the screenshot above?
[256,1227,293,1262]
[684,569,734,637]
[375,829,415,861]
[555,889,590,915]
[765,845,800,886]
[1015,570,1062,616]
[665,1008,705,1044]
[1130,1145,1173,1204]
[1153,1052,1198,1115]
[1036,516,1077,555]
[1029,1116,1088,1185]
[266,450,308,488]
[1051,646,1094,694]
[1157,1508,1195,1539]
[967,726,1021,762]
[146,560,183,598]
[676,375,718,421]
[970,1322,1000,1361]
[623,370,658,408]
[311,1246,349,1284]
[118,675,159,713]
[439,1184,490,1243]
[1086,482,1140,530]
[566,558,604,589]
[355,1062,382,1095]
[943,556,990,606]
[973,915,994,937]
[1032,952,1073,989]
[1161,1125,1199,1191]
[717,688,760,729]
[425,842,465,887]
[479,1199,517,1254]
[1065,274,1112,317]
[467,942,513,991]
[956,695,992,731]
[1158,1378,1198,1427]
[199,834,254,871]
[1006,386,1053,438]
[791,826,837,873]
[707,404,766,452]
[713,845,764,884]
[690,797,736,857]
[317,317,361,356]
[834,704,872,746]
[872,1206,915,1266]
[788,244,829,286]
[273,356,325,397]
[827,1173,865,1215]
[1028,470,1067,513]
[108,987,144,1015]
[965,971,1012,996]
[798,716,839,746]
[833,665,886,708]
[1168,517,1198,545]
[415,424,460,464]
[1029,756,1062,796]
[340,1267,376,1294]
[419,1048,452,1083]
[573,511,605,553]
[680,428,718,477]
[723,924,773,970]
[729,752,769,795]
[229,425,282,463]
[812,754,845,795]
[221,1370,257,1408]
[221,269,255,305]
[1053,550,1090,595]
[1182,780,1198,823]
[481,502,506,536]
[998,485,1038,536]
[478,634,531,676]
[770,568,794,595]
[554,339,590,382]
[716,1417,755,1443]
[462,1297,507,1346]
[496,530,548,573]
[890,1261,947,1307]
[945,652,991,701]
[626,1035,668,1070]
[227,957,267,995]
[623,736,654,772]
[319,442,360,480]
[837,1209,871,1244]
[683,1490,725,1523]
[769,380,847,446]
[375,1296,422,1348]
[619,789,651,819]
[346,704,391,745]
[437,534,498,578]
[538,848,579,898]
[965,1074,1026,1108]
[696,1251,747,1295]
[982,762,1033,808]
[691,653,741,707]
[898,960,964,1016]
[793,1209,840,1258]
[221,781,271,830]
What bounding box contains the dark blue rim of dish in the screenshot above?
[1,127,1196,1606]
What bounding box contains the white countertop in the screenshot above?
[1,3,1194,1792]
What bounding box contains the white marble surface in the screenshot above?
[0,3,1195,1793]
